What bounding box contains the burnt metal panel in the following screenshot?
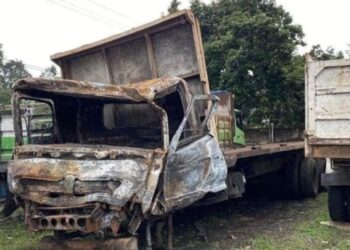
[106,37,152,84]
[68,51,109,83]
[8,158,149,207]
[13,77,188,103]
[163,135,227,209]
[152,23,198,77]
[51,10,209,92]
[50,10,216,136]
[161,94,227,211]
[185,77,206,116]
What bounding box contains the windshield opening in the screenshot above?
[15,90,186,150]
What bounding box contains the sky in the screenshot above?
[0,0,349,76]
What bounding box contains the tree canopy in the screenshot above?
[0,59,31,89]
[0,44,61,105]
[309,44,344,60]
[40,65,58,79]
[168,0,181,14]
[190,0,306,127]
[0,44,32,104]
[0,43,32,89]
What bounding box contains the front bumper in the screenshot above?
[8,158,148,207]
[8,158,149,233]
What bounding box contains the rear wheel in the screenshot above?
[328,186,347,222]
[299,158,319,198]
[284,154,301,198]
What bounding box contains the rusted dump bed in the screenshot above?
[224,141,304,167]
[51,10,209,117]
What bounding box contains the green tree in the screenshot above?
[191,0,305,127]
[1,59,31,89]
[309,44,344,60]
[0,44,32,104]
[168,0,181,14]
[40,65,59,79]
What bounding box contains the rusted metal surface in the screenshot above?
[213,91,234,148]
[308,145,350,159]
[161,95,227,211]
[50,10,217,140]
[9,158,149,206]
[14,77,190,103]
[305,58,350,158]
[50,11,210,115]
[9,76,228,241]
[7,10,310,247]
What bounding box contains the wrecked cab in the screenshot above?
[8,77,227,238]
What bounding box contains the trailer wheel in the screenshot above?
[284,155,301,198]
[315,159,326,192]
[329,186,347,222]
[299,158,319,198]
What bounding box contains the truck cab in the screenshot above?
[8,77,228,239]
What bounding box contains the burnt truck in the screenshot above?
[8,10,323,249]
[305,58,350,222]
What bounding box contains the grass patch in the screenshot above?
[251,193,350,250]
[0,217,50,250]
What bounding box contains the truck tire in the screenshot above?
[284,155,301,198]
[299,158,319,198]
[1,192,18,217]
[316,159,326,192]
[329,186,347,222]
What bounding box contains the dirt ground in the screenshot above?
[172,190,350,250]
[1,187,350,250]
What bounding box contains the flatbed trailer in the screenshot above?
[224,141,304,164]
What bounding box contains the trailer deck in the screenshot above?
[224,141,304,167]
